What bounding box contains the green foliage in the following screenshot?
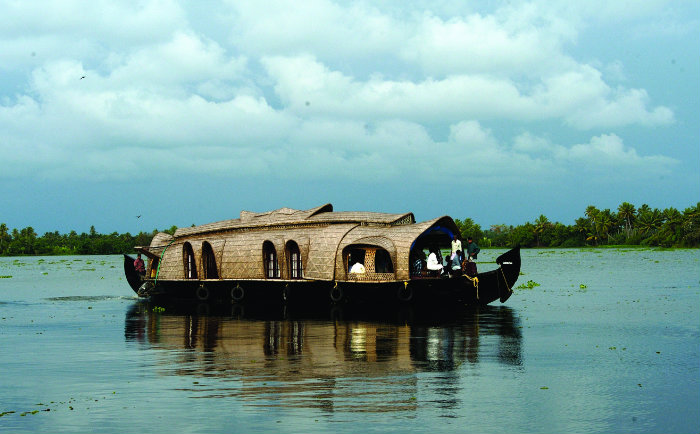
[453,217,483,242]
[0,226,177,256]
[517,280,540,289]
[479,201,699,248]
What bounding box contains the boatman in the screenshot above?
[466,237,480,262]
[134,253,146,276]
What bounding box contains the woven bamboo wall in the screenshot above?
[154,225,356,281]
[157,243,185,280]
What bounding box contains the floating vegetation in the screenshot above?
[579,284,587,289]
[0,275,12,278]
[517,280,540,290]
[20,410,43,416]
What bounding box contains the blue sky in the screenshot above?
[1,0,698,235]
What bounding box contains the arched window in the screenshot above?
[202,242,218,279]
[183,242,197,279]
[375,248,394,273]
[286,241,302,279]
[263,241,280,279]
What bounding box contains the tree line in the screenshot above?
[1,202,698,256]
[453,201,699,248]
[0,225,177,256]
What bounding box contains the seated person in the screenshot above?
[411,253,423,275]
[426,248,444,273]
[134,254,146,276]
[451,251,463,274]
[350,262,366,274]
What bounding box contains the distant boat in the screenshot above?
[123,204,520,306]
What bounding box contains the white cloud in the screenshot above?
[224,0,405,65]
[0,0,687,191]
[512,132,678,173]
[262,54,672,128]
[402,10,575,77]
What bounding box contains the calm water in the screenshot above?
[1,249,698,433]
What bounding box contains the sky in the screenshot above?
[1,0,698,235]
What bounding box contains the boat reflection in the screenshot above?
[124,302,522,412]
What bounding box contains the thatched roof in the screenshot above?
[174,203,415,238]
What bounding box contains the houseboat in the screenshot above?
[123,204,521,306]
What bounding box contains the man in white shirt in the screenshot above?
[451,235,462,259]
[426,249,444,273]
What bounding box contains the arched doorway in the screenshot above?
[202,242,218,279]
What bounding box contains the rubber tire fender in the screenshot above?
[231,284,244,302]
[196,284,209,301]
[397,283,413,302]
[329,284,344,303]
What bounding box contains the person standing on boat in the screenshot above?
[451,235,463,262]
[466,237,480,262]
[133,253,146,276]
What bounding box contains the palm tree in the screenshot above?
[617,202,636,238]
[596,209,614,243]
[533,215,551,247]
[637,208,662,235]
[584,205,600,235]
[637,204,651,219]
[574,217,589,242]
[0,223,9,255]
[662,207,683,242]
[682,203,700,245]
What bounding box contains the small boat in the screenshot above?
[123,204,521,306]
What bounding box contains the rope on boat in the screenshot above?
[153,239,175,287]
[500,267,513,293]
[465,275,479,300]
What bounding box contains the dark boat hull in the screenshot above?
[124,247,521,307]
